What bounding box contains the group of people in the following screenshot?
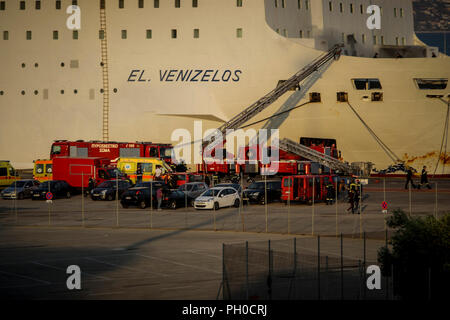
[405,166,432,190]
[324,178,362,214]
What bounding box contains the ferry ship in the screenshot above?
[0,0,449,174]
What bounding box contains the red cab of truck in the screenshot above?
[52,157,114,189]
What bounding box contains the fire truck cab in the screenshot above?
[281,175,336,204]
[33,159,53,182]
[0,160,20,188]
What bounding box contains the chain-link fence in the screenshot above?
[221,235,395,300]
[1,176,449,239]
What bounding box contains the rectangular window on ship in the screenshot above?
[414,79,448,90]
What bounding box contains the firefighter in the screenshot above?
[418,166,432,190]
[354,188,360,214]
[325,181,335,205]
[349,179,357,193]
[405,167,416,190]
[347,189,355,214]
[136,163,143,184]
[338,179,346,201]
[87,177,96,197]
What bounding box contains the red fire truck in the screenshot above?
[50,140,173,164]
[52,157,118,190]
[281,175,336,204]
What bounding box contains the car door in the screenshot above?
[217,189,227,208]
[23,181,32,197]
[227,188,237,206]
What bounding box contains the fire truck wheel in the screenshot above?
[233,199,240,208]
[139,201,147,209]
[66,191,71,199]
[307,199,313,206]
[214,202,220,210]
[91,196,97,201]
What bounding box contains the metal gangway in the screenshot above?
[206,44,343,143]
[279,138,354,174]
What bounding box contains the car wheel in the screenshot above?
[234,199,240,208]
[139,201,147,209]
[214,202,220,210]
[91,196,96,201]
[18,193,24,200]
[107,194,114,201]
[121,202,129,209]
[66,191,71,199]
[169,200,177,210]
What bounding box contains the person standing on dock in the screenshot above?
[326,180,335,205]
[418,166,432,190]
[405,167,416,190]
[347,189,355,214]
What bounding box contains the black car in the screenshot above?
[1,179,40,199]
[242,180,282,205]
[91,180,131,201]
[31,180,73,200]
[120,181,165,209]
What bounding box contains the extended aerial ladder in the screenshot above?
[205,44,343,142]
[203,45,349,172]
[279,138,354,174]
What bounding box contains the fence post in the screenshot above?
[312,177,315,236]
[363,231,367,300]
[116,172,119,227]
[222,243,225,300]
[340,233,344,300]
[428,267,431,301]
[318,235,321,300]
[265,174,268,233]
[14,172,18,223]
[81,172,85,227]
[268,239,272,300]
[246,241,249,300]
[150,182,153,229]
[48,180,51,226]
[435,182,438,219]
[408,182,412,217]
[335,177,338,238]
[358,260,362,300]
[359,183,362,239]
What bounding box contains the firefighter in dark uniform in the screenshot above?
[418,166,432,189]
[86,177,96,197]
[354,188,360,214]
[325,180,335,205]
[347,188,355,214]
[405,167,416,190]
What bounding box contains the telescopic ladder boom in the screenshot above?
[213,44,343,138]
[279,138,354,174]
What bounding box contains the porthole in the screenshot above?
[61,90,65,94]
[34,90,39,95]
[61,62,65,67]
[74,89,78,94]
[21,63,26,68]
[100,62,104,67]
[113,88,118,93]
[100,88,104,93]
[21,90,26,95]
[34,63,39,68]
[0,91,4,95]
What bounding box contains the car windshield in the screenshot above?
[38,181,57,190]
[202,189,221,197]
[97,181,115,188]
[248,182,264,190]
[107,168,122,177]
[10,181,27,188]
[179,184,193,191]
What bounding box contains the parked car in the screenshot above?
[194,187,241,210]
[120,181,165,209]
[214,183,242,194]
[242,180,282,205]
[91,180,131,201]
[178,182,209,206]
[1,179,40,199]
[31,180,73,200]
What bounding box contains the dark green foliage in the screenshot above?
[378,209,450,300]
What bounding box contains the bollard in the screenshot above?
[317,235,321,300]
